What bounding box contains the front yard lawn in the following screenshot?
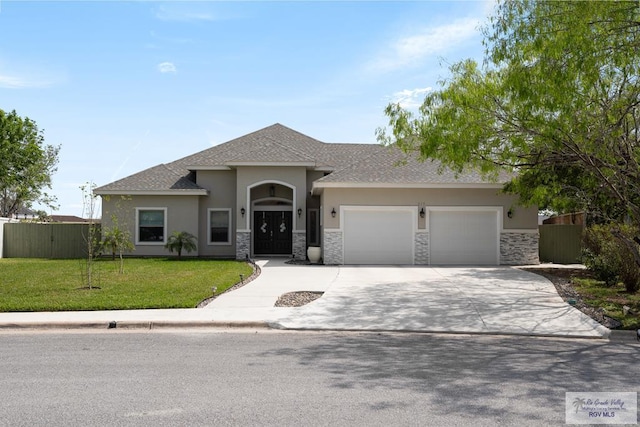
[0,258,253,312]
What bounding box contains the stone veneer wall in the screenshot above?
[414,232,429,265]
[293,231,306,261]
[500,232,540,265]
[236,231,251,260]
[323,230,343,265]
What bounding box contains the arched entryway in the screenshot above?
[249,182,295,256]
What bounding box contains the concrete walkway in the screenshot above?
[0,259,611,338]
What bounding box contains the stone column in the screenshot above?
[236,231,251,260]
[292,231,306,261]
[500,231,540,265]
[323,230,343,265]
[415,232,429,265]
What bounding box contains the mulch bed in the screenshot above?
[274,291,324,307]
[521,268,622,329]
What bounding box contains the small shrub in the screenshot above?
[583,224,640,292]
[583,225,620,286]
[165,231,198,259]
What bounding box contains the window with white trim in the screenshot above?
[209,209,231,244]
[137,208,166,244]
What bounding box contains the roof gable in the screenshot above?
[175,123,324,168]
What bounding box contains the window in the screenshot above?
[209,209,231,244]
[137,208,166,244]
[307,209,320,246]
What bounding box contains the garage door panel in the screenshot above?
[344,210,413,265]
[430,210,498,265]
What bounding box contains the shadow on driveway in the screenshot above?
[273,266,607,337]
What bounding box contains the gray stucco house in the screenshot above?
[95,124,539,265]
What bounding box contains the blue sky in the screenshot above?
[0,0,492,217]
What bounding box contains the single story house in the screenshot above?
[95,124,539,265]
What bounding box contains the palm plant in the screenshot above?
[164,231,198,259]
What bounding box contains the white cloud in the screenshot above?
[154,5,217,22]
[157,62,177,74]
[368,18,481,73]
[0,74,52,89]
[389,87,432,109]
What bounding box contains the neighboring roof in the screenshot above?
[95,123,508,195]
[49,215,90,223]
[15,207,37,216]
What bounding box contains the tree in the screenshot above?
[80,182,101,289]
[0,109,60,217]
[164,231,197,259]
[378,1,640,287]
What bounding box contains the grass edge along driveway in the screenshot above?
[0,258,254,312]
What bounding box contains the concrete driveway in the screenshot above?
[261,261,608,338]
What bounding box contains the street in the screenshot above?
[0,330,637,426]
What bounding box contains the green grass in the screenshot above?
[0,258,253,312]
[572,277,640,330]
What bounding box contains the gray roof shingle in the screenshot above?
[316,145,510,185]
[95,123,507,194]
[95,164,205,193]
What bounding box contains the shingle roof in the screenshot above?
[316,145,510,185]
[95,123,507,194]
[95,164,206,193]
[174,123,325,167]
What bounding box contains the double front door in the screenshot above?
[254,211,292,255]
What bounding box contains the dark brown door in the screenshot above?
[254,211,292,255]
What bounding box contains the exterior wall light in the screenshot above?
[331,208,336,218]
[419,208,425,218]
[297,208,302,217]
[269,185,275,197]
[241,207,245,217]
[507,208,514,219]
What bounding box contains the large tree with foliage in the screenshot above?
[0,109,60,217]
[378,1,640,284]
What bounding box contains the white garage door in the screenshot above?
[343,208,414,264]
[429,210,499,265]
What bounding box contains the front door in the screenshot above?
[254,211,293,255]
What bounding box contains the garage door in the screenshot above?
[429,210,499,265]
[343,208,414,264]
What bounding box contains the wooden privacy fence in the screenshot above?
[538,224,584,264]
[2,223,99,259]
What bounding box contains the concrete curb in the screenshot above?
[0,321,270,330]
[0,321,627,341]
[269,322,611,340]
[608,329,640,343]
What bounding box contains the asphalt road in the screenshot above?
[0,330,637,426]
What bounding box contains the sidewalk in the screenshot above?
[0,259,337,330]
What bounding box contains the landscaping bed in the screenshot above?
[274,291,324,307]
[523,268,640,330]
